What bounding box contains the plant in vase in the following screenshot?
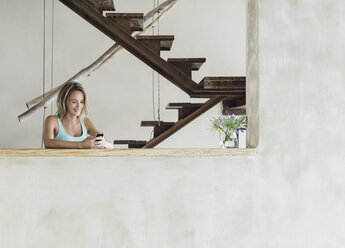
[210,114,247,148]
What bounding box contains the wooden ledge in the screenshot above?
[0,149,256,157]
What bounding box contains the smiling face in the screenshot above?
[57,82,88,119]
[66,90,85,117]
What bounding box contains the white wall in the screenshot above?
[1,0,345,247]
[256,0,345,246]
[0,0,246,148]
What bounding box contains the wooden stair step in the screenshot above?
[199,77,246,89]
[98,0,115,12]
[166,103,204,120]
[222,97,246,115]
[223,105,246,115]
[189,92,246,98]
[141,121,175,138]
[106,13,144,19]
[113,140,147,148]
[85,0,115,12]
[168,58,206,70]
[140,121,175,127]
[166,102,204,109]
[136,35,175,55]
[106,13,144,34]
[167,58,206,78]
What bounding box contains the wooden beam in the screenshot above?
[0,148,257,157]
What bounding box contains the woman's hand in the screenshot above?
[96,135,114,149]
[80,136,104,149]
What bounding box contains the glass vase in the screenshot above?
[220,133,238,148]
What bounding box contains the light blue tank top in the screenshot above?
[54,116,88,142]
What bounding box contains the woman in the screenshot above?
[43,82,114,149]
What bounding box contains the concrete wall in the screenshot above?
[1,0,345,247]
[0,0,246,148]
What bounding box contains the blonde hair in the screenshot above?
[56,82,88,119]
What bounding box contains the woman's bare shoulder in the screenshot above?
[83,117,91,124]
[45,115,58,126]
[83,117,96,125]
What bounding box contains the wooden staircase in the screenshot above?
[142,96,226,148]
[58,0,246,148]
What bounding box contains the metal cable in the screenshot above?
[157,0,161,124]
[50,0,55,115]
[150,0,162,140]
[41,0,47,149]
[151,0,156,122]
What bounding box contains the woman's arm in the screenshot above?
[43,115,100,149]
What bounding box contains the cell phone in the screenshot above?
[96,133,104,141]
